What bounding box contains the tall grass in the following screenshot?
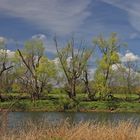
[0,120,140,140]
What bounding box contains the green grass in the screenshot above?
[0,99,62,111]
[79,101,140,112]
[1,100,140,112]
[0,93,140,112]
[113,93,139,99]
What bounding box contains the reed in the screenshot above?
[0,120,140,140]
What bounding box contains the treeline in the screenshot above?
[0,33,140,102]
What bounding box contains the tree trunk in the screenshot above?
[67,80,76,99]
[0,93,2,102]
[71,79,76,97]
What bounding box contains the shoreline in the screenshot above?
[1,108,140,113]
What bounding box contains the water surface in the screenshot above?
[1,112,140,129]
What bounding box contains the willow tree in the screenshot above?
[54,38,93,99]
[16,39,56,101]
[93,33,122,99]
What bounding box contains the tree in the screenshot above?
[16,39,56,101]
[54,38,93,99]
[123,57,139,95]
[109,61,140,102]
[0,38,14,100]
[93,33,122,99]
[0,39,14,78]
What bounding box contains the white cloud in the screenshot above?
[0,0,92,36]
[112,63,121,71]
[52,57,60,66]
[112,51,140,73]
[121,50,140,62]
[0,37,6,44]
[32,34,47,41]
[6,50,15,58]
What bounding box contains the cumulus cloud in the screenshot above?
[0,0,92,36]
[112,50,140,72]
[121,50,140,62]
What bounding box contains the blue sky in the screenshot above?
[0,0,140,58]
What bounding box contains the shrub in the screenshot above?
[14,101,29,111]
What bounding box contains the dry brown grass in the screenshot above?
[0,120,140,140]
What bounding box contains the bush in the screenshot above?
[14,101,29,111]
[106,101,119,110]
[58,97,78,111]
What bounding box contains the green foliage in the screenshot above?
[36,57,57,83]
[57,96,79,111]
[1,93,140,112]
[12,83,21,93]
[93,33,123,99]
[79,101,107,110]
[1,33,140,113]
[14,101,29,111]
[24,39,45,57]
[55,38,93,98]
[13,39,57,98]
[106,101,119,110]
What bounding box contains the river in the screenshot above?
[1,112,140,130]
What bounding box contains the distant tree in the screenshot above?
[110,58,140,99]
[93,33,122,99]
[0,39,13,78]
[16,39,56,101]
[123,58,139,95]
[0,38,14,100]
[54,38,93,99]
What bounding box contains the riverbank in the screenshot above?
[1,99,140,112]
